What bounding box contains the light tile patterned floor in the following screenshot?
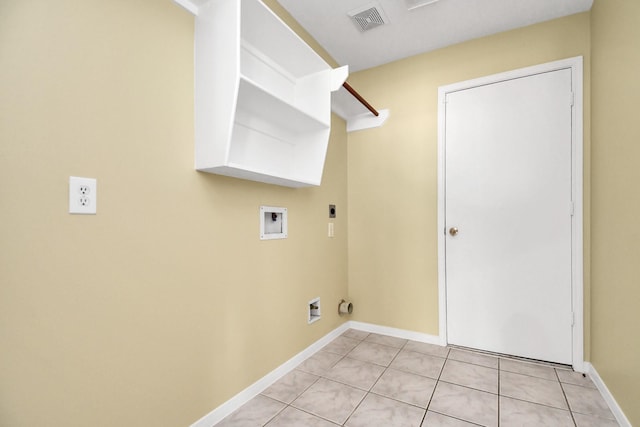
[215,329,619,426]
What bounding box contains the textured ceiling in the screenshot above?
[276,0,593,72]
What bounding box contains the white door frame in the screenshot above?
[436,56,584,371]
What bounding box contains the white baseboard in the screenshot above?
[585,362,632,427]
[189,321,443,426]
[191,323,632,427]
[189,322,350,427]
[348,321,443,346]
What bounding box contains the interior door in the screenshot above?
[445,69,573,364]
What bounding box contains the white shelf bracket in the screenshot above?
[346,108,390,132]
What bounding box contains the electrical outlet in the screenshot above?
[69,176,97,214]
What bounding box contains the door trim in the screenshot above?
[436,56,584,371]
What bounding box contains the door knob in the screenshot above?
[449,227,459,236]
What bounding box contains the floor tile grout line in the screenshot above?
[340,387,368,426]
[384,348,446,383]
[341,336,428,426]
[556,368,579,427]
[294,402,335,425]
[402,345,451,360]
[366,388,432,411]
[388,366,443,381]
[570,411,619,423]
[341,330,370,342]
[450,344,572,370]
[315,375,377,394]
[421,346,449,426]
[435,378,500,396]
[447,358,500,370]
[362,333,409,351]
[448,347,501,370]
[373,341,436,419]
[288,404,343,426]
[289,385,358,427]
[294,372,323,401]
[347,342,444,410]
[251,331,611,427]
[259,397,288,427]
[440,358,501,388]
[498,357,501,427]
[337,338,398,427]
[263,368,325,403]
[287,349,353,425]
[342,338,405,425]
[500,368,567,383]
[428,409,486,427]
[498,393,577,413]
[556,374,600,390]
[436,378,497,395]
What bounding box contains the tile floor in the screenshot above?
[216,329,619,426]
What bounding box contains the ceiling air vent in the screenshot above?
[348,2,389,32]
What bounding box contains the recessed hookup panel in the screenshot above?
[308,297,321,324]
[260,206,288,240]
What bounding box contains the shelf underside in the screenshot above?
[198,164,320,188]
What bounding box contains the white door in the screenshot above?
[444,69,573,364]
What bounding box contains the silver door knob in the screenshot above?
[449,227,459,236]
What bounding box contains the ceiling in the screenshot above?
[276,0,593,72]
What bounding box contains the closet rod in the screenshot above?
[343,82,379,117]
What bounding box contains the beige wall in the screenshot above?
[0,1,347,425]
[591,0,640,424]
[347,13,591,338]
[3,0,639,425]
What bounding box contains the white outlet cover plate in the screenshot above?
[69,176,97,214]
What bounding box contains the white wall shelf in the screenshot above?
[178,0,347,187]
